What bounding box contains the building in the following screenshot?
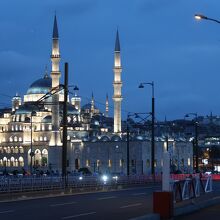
[0,16,193,175]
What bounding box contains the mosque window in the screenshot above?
[86,159,90,167]
[15,147,18,153]
[154,160,157,168]
[146,159,150,168]
[188,158,190,166]
[15,159,18,167]
[11,147,14,153]
[7,159,10,167]
[97,160,100,167]
[19,147,24,153]
[7,147,11,154]
[18,157,24,167]
[120,159,124,167]
[3,157,7,166]
[11,157,15,167]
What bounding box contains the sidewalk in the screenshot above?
[131,190,220,220]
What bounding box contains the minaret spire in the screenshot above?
[49,14,62,147]
[115,29,120,52]
[113,29,122,133]
[53,15,59,39]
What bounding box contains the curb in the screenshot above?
[174,195,220,216]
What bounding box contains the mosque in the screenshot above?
[0,16,193,175]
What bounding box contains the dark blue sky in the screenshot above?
[0,0,220,120]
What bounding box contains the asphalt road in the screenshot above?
[0,185,161,220]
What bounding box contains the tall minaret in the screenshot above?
[113,30,122,133]
[49,15,62,146]
[105,93,109,117]
[91,92,95,117]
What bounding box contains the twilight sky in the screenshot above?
[0,0,220,120]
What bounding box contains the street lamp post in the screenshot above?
[30,111,36,175]
[139,82,155,177]
[185,113,199,173]
[195,14,220,24]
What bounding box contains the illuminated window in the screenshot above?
[188,158,190,166]
[108,159,112,167]
[120,159,124,167]
[86,159,90,167]
[97,160,100,167]
[154,160,157,167]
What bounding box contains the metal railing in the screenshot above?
[170,174,213,203]
[0,174,162,194]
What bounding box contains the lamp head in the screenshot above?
[194,14,208,20]
[138,83,144,89]
[73,86,79,91]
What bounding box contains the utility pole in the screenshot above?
[126,120,130,176]
[62,62,68,185]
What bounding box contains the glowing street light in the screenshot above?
[194,14,220,24]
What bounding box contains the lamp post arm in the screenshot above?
[207,17,220,24]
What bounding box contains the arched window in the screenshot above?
[7,159,10,167]
[15,146,18,153]
[40,136,43,141]
[15,159,18,167]
[11,157,15,166]
[14,136,18,142]
[7,147,11,154]
[34,149,41,166]
[18,157,24,167]
[19,146,24,153]
[19,137,22,142]
[44,136,47,141]
[15,125,18,131]
[9,137,13,142]
[11,125,14,131]
[3,157,7,167]
[11,147,14,153]
[0,147,3,153]
[0,159,3,167]
[42,149,48,166]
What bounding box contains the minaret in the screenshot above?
[105,93,109,117]
[113,30,122,133]
[91,92,95,117]
[12,93,21,112]
[49,15,62,146]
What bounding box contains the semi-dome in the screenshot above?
[27,75,52,95]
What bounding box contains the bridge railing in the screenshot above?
[170,174,213,203]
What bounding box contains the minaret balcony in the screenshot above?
[51,54,60,58]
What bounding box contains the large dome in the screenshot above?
[27,75,52,95]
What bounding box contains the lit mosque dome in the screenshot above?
[27,74,52,95]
